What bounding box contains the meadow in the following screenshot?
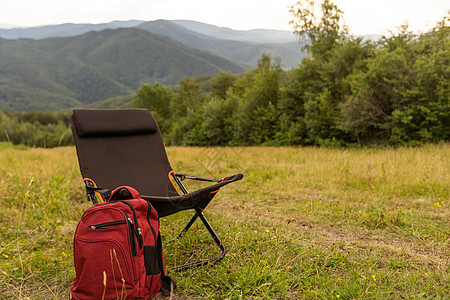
[0,143,448,299]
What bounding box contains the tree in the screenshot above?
[134,82,173,133]
[233,54,283,144]
[170,77,204,118]
[202,94,239,145]
[290,0,347,57]
[210,72,237,99]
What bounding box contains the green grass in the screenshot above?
[0,144,449,299]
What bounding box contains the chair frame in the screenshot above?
[166,173,226,272]
[71,109,240,272]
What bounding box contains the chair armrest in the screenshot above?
[174,173,221,183]
[142,173,244,217]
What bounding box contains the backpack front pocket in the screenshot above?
[71,219,137,300]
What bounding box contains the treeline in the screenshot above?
[135,21,449,146]
[0,110,73,147]
[1,16,448,148]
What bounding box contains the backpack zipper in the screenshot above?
[126,217,137,256]
[89,220,126,229]
[84,205,137,257]
[120,200,143,248]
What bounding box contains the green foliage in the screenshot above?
[342,24,449,144]
[304,88,341,145]
[202,95,239,145]
[209,72,237,99]
[0,110,72,147]
[132,19,449,147]
[234,54,283,145]
[87,94,136,109]
[361,203,409,229]
[289,0,347,43]
[134,82,173,134]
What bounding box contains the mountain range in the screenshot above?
[137,20,303,68]
[0,20,304,68]
[0,20,305,112]
[0,20,298,43]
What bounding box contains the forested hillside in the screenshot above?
[0,19,305,69]
[137,20,304,68]
[1,3,448,147]
[0,28,246,112]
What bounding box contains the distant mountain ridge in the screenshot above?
[0,19,296,43]
[0,19,305,69]
[0,28,246,112]
[170,20,298,44]
[0,24,23,29]
[137,20,304,68]
[0,20,146,39]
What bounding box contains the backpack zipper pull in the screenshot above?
[128,217,143,248]
[126,217,137,256]
[128,217,136,234]
[137,228,143,248]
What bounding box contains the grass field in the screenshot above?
[0,143,448,299]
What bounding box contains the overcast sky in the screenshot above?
[0,0,448,35]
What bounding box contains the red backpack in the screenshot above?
[70,186,174,300]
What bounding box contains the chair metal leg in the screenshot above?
[170,209,225,272]
[165,213,199,243]
[168,172,226,272]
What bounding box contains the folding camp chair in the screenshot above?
[70,108,243,271]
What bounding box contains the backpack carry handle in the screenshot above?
[108,186,140,201]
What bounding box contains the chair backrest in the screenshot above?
[70,109,179,197]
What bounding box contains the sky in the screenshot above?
[0,0,448,35]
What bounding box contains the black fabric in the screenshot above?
[157,231,176,296]
[72,109,157,137]
[109,188,133,201]
[160,276,176,297]
[144,245,160,275]
[71,109,178,198]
